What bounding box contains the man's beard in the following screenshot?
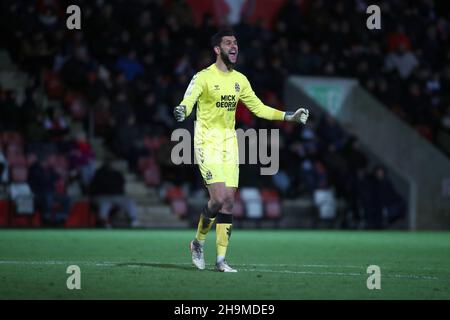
[220,48,236,70]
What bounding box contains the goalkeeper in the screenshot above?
[174,29,309,272]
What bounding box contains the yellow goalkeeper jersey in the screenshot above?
[180,63,285,143]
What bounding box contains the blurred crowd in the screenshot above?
[1,0,447,228]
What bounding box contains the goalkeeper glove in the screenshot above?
[173,105,186,122]
[285,108,309,124]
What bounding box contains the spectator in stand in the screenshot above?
[70,131,96,191]
[387,24,412,52]
[372,166,407,225]
[441,106,450,134]
[340,136,368,227]
[28,154,71,226]
[356,166,406,229]
[0,148,9,186]
[317,113,347,152]
[89,157,138,228]
[43,107,69,141]
[312,161,337,227]
[113,114,146,170]
[115,50,145,82]
[384,43,419,79]
[0,90,22,131]
[356,168,382,229]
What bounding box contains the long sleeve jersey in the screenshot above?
[180,64,285,143]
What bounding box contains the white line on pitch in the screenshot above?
[235,263,362,268]
[238,268,439,280]
[240,268,362,277]
[0,260,440,280]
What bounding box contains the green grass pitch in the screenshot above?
[0,229,449,300]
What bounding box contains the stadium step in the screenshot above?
[0,51,29,91]
[132,186,159,202]
[0,50,17,72]
[136,205,188,228]
[125,180,153,197]
[0,71,29,91]
[45,98,62,109]
[90,136,105,149]
[68,118,83,132]
[86,134,178,227]
[124,172,137,183]
[111,159,129,173]
[90,137,115,162]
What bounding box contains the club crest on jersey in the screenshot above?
[214,84,220,90]
[235,82,240,93]
[206,171,213,180]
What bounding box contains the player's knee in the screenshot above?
[209,196,225,212]
[222,197,234,212]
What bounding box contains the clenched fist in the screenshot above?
[285,108,309,124]
[173,105,187,122]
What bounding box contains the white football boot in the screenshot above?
[190,239,205,270]
[215,260,237,273]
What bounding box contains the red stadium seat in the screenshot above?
[171,199,187,218]
[166,186,184,201]
[6,143,25,167]
[143,136,165,152]
[1,131,23,146]
[0,199,10,226]
[2,199,41,228]
[166,186,187,217]
[232,190,245,219]
[140,156,161,186]
[261,189,281,219]
[10,166,28,183]
[65,201,95,228]
[7,154,27,167]
[138,156,156,173]
[9,210,41,227]
[144,167,161,187]
[43,70,64,99]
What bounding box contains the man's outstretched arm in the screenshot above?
[174,73,204,122]
[240,76,309,124]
